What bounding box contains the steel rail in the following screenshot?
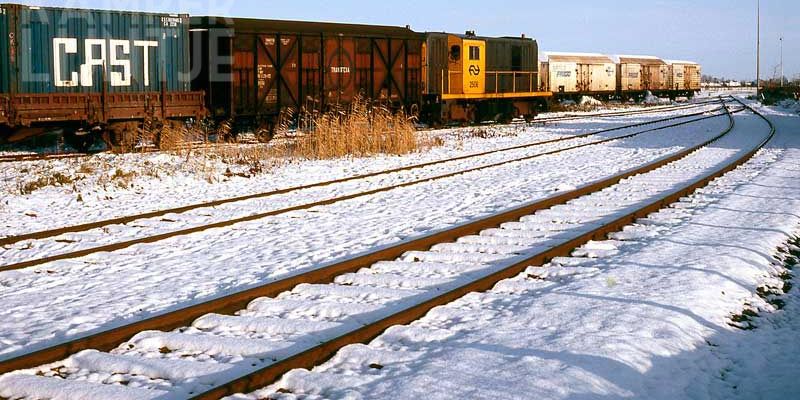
[0,100,739,377]
[531,97,721,124]
[0,150,106,163]
[0,105,735,272]
[1,100,723,248]
[191,97,775,400]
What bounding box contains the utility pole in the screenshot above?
[756,0,760,98]
[780,36,784,87]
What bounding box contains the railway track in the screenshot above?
[0,98,775,400]
[2,100,722,246]
[0,99,717,164]
[0,150,106,163]
[0,101,734,272]
[530,97,721,124]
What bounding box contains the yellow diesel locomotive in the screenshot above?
[421,31,551,124]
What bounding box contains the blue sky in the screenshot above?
[17,0,799,80]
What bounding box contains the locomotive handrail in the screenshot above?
[485,70,537,94]
[441,70,539,95]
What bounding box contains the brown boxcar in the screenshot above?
[190,16,424,135]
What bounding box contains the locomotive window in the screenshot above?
[469,46,480,61]
[450,45,461,61]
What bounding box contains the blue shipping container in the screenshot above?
[0,6,9,93]
[0,4,191,94]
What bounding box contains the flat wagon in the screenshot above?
[0,4,205,149]
[190,16,424,138]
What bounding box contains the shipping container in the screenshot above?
[191,16,424,123]
[541,52,616,96]
[0,6,9,94]
[0,3,191,94]
[0,4,204,148]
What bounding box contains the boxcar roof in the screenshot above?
[614,55,666,65]
[191,16,422,39]
[542,52,614,64]
[664,59,699,65]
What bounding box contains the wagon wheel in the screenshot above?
[155,120,187,150]
[64,129,95,153]
[216,119,234,143]
[105,122,140,153]
[409,103,420,119]
[256,120,276,143]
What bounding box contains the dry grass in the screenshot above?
[17,171,74,195]
[169,97,434,181]
[4,99,439,196]
[290,98,421,160]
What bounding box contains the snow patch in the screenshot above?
[579,96,603,106]
[644,91,671,105]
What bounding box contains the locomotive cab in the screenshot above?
[445,35,486,96]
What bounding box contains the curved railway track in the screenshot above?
[0,98,718,164]
[530,97,721,124]
[0,98,776,400]
[0,98,775,399]
[0,101,734,272]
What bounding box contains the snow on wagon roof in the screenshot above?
[541,52,614,64]
[664,59,699,65]
[613,55,666,65]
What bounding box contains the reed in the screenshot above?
[291,97,420,160]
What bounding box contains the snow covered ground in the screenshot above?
[226,99,800,400]
[2,96,798,400]
[0,103,731,361]
[0,106,724,268]
[0,102,717,237]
